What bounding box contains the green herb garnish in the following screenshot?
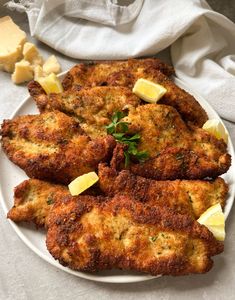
[175,153,185,160]
[149,236,158,243]
[47,197,54,205]
[106,111,129,134]
[106,112,149,166]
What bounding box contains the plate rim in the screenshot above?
[0,73,234,283]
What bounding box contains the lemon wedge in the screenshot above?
[132,78,167,103]
[197,203,225,241]
[202,119,228,144]
[36,73,63,94]
[68,172,99,196]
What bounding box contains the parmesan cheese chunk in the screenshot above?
[43,55,61,75]
[23,42,43,66]
[0,16,26,73]
[11,60,33,84]
[34,65,44,80]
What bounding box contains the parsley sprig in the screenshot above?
[106,112,149,166]
[106,111,129,134]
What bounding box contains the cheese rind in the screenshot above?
[11,60,33,84]
[0,16,26,72]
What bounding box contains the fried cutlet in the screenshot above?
[62,59,207,127]
[1,111,116,184]
[62,58,174,90]
[8,169,228,227]
[7,179,69,227]
[7,178,104,227]
[98,164,228,219]
[112,104,230,180]
[28,82,140,138]
[46,194,223,275]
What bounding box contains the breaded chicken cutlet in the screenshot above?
[2,57,230,278]
[7,179,69,227]
[1,111,116,184]
[46,194,223,275]
[61,58,207,127]
[28,83,140,138]
[7,178,101,227]
[7,172,228,227]
[98,164,228,219]
[62,58,174,90]
[111,104,230,180]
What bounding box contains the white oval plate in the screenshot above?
[0,73,234,284]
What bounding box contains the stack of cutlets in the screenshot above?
[1,58,231,276]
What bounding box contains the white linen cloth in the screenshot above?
[5,0,235,122]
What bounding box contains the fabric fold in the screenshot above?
[5,0,235,122]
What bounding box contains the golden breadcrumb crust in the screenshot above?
[46,194,223,275]
[110,104,230,179]
[98,164,228,218]
[1,111,116,184]
[62,58,175,90]
[7,179,68,227]
[28,82,140,139]
[61,58,207,126]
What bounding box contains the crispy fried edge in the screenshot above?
[62,58,175,91]
[46,194,223,275]
[7,179,69,227]
[1,113,116,184]
[110,142,231,180]
[98,163,228,218]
